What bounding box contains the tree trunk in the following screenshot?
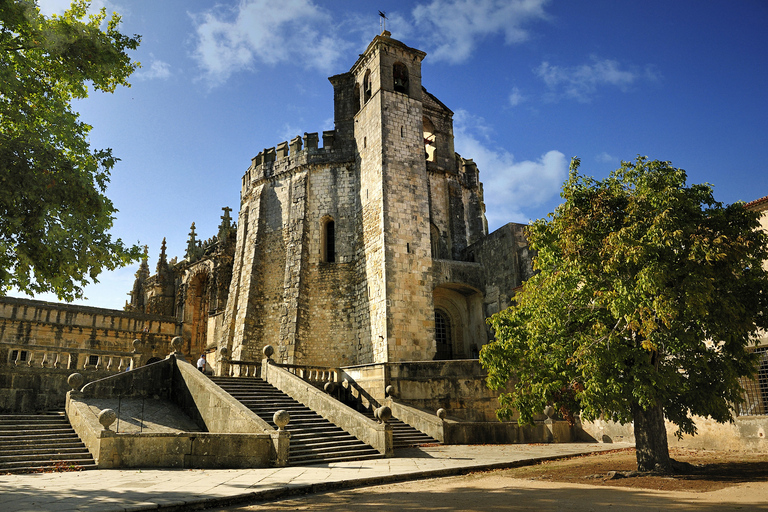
[632,401,672,473]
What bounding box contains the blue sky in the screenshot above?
[27,0,768,309]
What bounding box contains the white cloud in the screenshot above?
[596,152,616,164]
[536,56,658,102]
[134,58,171,81]
[412,0,550,64]
[453,110,567,227]
[278,123,303,144]
[190,0,351,85]
[509,86,524,107]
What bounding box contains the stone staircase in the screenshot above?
[0,412,97,474]
[210,376,382,466]
[361,411,439,449]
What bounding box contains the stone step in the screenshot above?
[0,413,96,474]
[362,412,440,448]
[213,376,382,466]
[0,442,87,454]
[0,433,81,444]
[0,449,94,463]
[0,427,76,437]
[0,458,98,472]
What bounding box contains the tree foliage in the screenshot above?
[0,0,142,300]
[481,156,768,471]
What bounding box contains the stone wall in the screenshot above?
[0,296,179,361]
[578,415,768,453]
[343,359,514,423]
[0,366,116,413]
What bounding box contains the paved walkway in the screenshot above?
[1,443,631,512]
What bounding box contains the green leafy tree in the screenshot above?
[481,156,768,472]
[0,0,142,301]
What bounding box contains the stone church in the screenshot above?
[128,32,534,370]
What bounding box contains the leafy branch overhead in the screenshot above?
[0,0,142,300]
[481,156,768,472]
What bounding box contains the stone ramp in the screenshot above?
[210,376,382,465]
[0,411,97,474]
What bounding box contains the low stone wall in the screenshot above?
[342,360,573,444]
[376,359,509,422]
[67,397,275,469]
[69,356,284,468]
[0,366,116,413]
[578,415,768,453]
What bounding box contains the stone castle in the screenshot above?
[126,32,534,370]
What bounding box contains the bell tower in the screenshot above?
[350,32,435,362]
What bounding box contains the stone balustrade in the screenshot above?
[227,360,261,378]
[0,342,138,373]
[276,363,339,385]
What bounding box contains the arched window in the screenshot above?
[423,117,436,162]
[434,309,452,360]
[363,70,372,103]
[353,83,361,114]
[393,62,409,94]
[430,223,440,259]
[322,218,336,263]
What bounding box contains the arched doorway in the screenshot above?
[433,284,486,359]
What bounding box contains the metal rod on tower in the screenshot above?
[379,10,387,33]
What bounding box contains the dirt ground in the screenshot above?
[215,448,768,512]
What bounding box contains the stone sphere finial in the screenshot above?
[99,409,117,430]
[323,381,336,394]
[436,408,447,420]
[385,385,395,398]
[67,373,85,391]
[219,346,229,357]
[263,345,274,359]
[273,410,290,431]
[132,339,142,352]
[171,336,183,352]
[543,405,555,419]
[377,406,392,423]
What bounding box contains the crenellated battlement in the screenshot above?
[240,130,350,199]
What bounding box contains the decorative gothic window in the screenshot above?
[9,350,28,363]
[393,62,409,94]
[434,309,452,360]
[322,218,336,263]
[363,70,372,103]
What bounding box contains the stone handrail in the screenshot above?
[276,363,339,386]
[262,358,393,457]
[388,400,446,443]
[0,341,138,372]
[227,359,262,378]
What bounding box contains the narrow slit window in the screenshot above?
[322,219,336,263]
[363,70,372,103]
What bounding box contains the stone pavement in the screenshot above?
[1,443,632,512]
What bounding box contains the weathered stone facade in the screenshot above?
[126,208,237,358]
[126,32,533,371]
[214,33,533,368]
